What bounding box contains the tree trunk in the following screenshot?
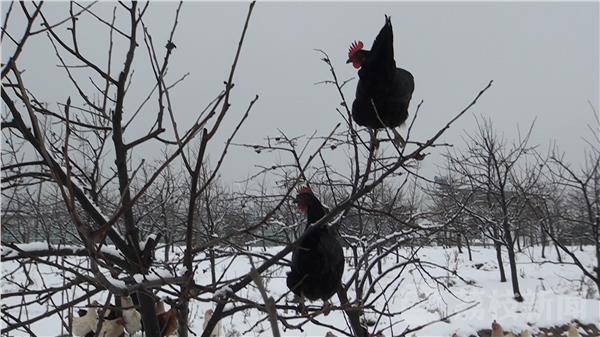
[465,235,473,261]
[337,287,367,337]
[495,241,507,282]
[596,246,600,296]
[138,291,161,337]
[352,245,360,297]
[515,230,522,252]
[493,226,507,282]
[164,234,171,262]
[443,230,449,248]
[210,248,217,285]
[376,246,382,275]
[364,243,374,293]
[177,300,189,337]
[595,216,600,295]
[503,221,524,302]
[540,222,547,258]
[529,228,535,247]
[549,223,562,263]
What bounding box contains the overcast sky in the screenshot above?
[3,1,599,188]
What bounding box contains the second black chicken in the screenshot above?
[286,186,344,310]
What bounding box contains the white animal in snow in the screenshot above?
[203,309,222,337]
[72,301,100,336]
[568,323,581,337]
[121,295,142,335]
[520,329,532,337]
[97,317,125,337]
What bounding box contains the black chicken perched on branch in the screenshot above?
[286,186,344,312]
[347,15,414,146]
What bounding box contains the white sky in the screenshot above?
[2,1,599,188]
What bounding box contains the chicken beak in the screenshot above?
[345,59,352,64]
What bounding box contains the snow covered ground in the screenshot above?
[2,244,599,337]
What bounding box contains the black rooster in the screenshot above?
[286,186,344,312]
[347,15,414,145]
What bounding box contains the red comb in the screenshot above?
[348,40,364,59]
[298,186,312,194]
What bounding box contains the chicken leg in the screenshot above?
[391,128,405,147]
[321,300,333,316]
[292,294,308,315]
[369,129,380,150]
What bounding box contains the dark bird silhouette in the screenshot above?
[346,15,414,145]
[286,186,344,311]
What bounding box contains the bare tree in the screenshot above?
[427,172,477,260]
[2,2,258,336]
[440,118,542,302]
[539,148,600,295]
[517,107,600,296]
